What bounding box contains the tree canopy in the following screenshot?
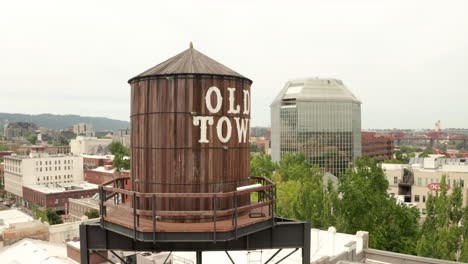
[108,141,130,171]
[84,209,100,219]
[416,175,466,261]
[32,207,63,225]
[250,153,468,258]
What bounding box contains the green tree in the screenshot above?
[335,157,420,253]
[0,144,9,151]
[278,152,312,181]
[250,153,278,178]
[419,147,433,158]
[26,134,37,145]
[108,141,130,171]
[84,209,100,219]
[293,167,337,229]
[416,175,465,261]
[272,171,301,219]
[32,206,64,225]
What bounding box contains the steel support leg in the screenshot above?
[302,222,311,264]
[196,251,202,264]
[225,251,235,264]
[79,225,90,264]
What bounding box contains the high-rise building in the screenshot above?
[73,123,95,137]
[4,122,37,141]
[271,78,361,176]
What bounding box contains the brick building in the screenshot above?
[22,182,98,213]
[16,145,70,156]
[361,132,394,161]
[68,195,99,221]
[82,154,113,169]
[67,241,107,264]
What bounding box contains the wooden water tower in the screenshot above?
[128,42,252,219]
[80,44,311,264]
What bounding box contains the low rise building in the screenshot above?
[16,145,70,156]
[82,154,113,169]
[68,195,99,222]
[70,136,112,155]
[0,163,4,188]
[383,157,468,215]
[22,182,98,213]
[3,151,83,205]
[0,238,78,264]
[84,166,115,185]
[361,132,394,161]
[0,209,49,247]
[112,128,130,148]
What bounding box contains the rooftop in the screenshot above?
[89,166,114,174]
[0,209,34,231]
[0,238,77,264]
[128,43,251,83]
[272,78,361,106]
[24,182,98,194]
[81,154,114,160]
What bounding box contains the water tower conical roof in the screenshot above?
[128,43,251,83]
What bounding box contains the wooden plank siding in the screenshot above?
[129,74,251,221]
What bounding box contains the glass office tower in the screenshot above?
[271,78,361,176]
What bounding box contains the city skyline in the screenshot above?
[1,0,468,129]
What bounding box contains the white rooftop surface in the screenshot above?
[24,182,98,194]
[81,154,114,160]
[66,241,80,249]
[0,209,34,231]
[272,78,361,105]
[90,166,115,174]
[153,228,364,264]
[381,163,409,170]
[0,238,78,264]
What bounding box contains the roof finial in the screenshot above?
[189,42,193,49]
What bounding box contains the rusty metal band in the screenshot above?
[131,146,250,150]
[130,111,250,118]
[128,73,252,84]
[133,178,249,186]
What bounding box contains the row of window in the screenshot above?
[37,175,73,182]
[36,166,73,172]
[393,176,465,188]
[36,160,74,166]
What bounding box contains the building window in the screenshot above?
[461,180,465,188]
[425,178,428,185]
[417,177,422,186]
[415,195,420,202]
[393,177,398,184]
[423,195,426,203]
[55,199,59,204]
[422,208,427,214]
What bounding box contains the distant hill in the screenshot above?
[0,113,129,132]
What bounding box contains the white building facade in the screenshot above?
[69,136,112,155]
[3,152,83,203]
[383,157,468,215]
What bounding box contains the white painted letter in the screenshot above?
[227,87,240,114]
[234,117,250,143]
[243,89,250,114]
[216,116,232,143]
[193,116,214,143]
[205,86,222,113]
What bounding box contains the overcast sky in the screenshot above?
[1,0,467,129]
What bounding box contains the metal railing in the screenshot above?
[99,176,276,240]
